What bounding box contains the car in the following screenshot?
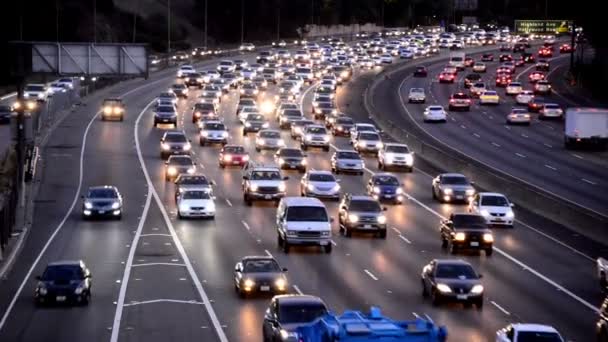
[170,83,188,98]
[497,324,564,342]
[598,298,608,341]
[153,104,178,128]
[512,43,526,53]
[448,92,472,111]
[242,164,288,205]
[81,185,123,219]
[300,171,341,200]
[413,66,428,77]
[184,72,204,88]
[481,53,494,62]
[101,98,125,121]
[176,189,216,219]
[279,109,304,129]
[521,52,536,63]
[432,173,476,203]
[464,56,475,67]
[290,119,315,140]
[440,213,493,256]
[48,82,68,95]
[527,97,546,112]
[534,80,552,95]
[301,125,331,151]
[472,62,486,73]
[378,143,414,172]
[438,72,455,83]
[199,120,229,146]
[177,65,196,78]
[469,82,486,97]
[237,98,258,115]
[262,295,328,342]
[255,130,285,151]
[495,73,512,87]
[496,65,513,75]
[528,71,545,83]
[516,90,535,105]
[191,102,218,123]
[379,54,393,64]
[165,155,195,181]
[239,43,255,51]
[238,106,261,124]
[239,83,259,98]
[217,60,236,74]
[421,259,484,308]
[35,260,92,306]
[218,145,249,168]
[499,44,511,52]
[57,78,74,89]
[539,103,563,120]
[366,173,405,204]
[560,43,574,53]
[408,88,426,103]
[423,105,447,123]
[0,105,14,124]
[338,194,388,238]
[479,90,500,105]
[312,101,337,120]
[353,131,383,154]
[538,47,553,58]
[331,150,364,175]
[234,256,287,298]
[506,108,531,125]
[469,192,515,227]
[276,197,332,253]
[160,130,191,159]
[535,59,550,71]
[241,113,268,135]
[505,81,523,96]
[23,84,49,102]
[275,148,307,172]
[331,116,354,137]
[463,73,482,88]
[174,173,214,201]
[499,54,513,62]
[399,48,414,59]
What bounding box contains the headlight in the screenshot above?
[480,209,490,217]
[373,186,381,194]
[257,138,265,145]
[348,214,359,223]
[277,139,285,146]
[278,158,285,165]
[262,123,269,128]
[183,143,192,151]
[224,155,232,162]
[280,329,297,340]
[307,184,315,191]
[222,132,229,138]
[168,167,177,175]
[74,285,85,295]
[244,279,255,288]
[377,215,387,224]
[506,210,514,218]
[436,283,452,293]
[315,108,322,114]
[84,202,93,209]
[278,183,287,192]
[245,122,252,127]
[38,284,48,295]
[331,184,340,192]
[305,134,313,141]
[358,141,366,148]
[396,188,403,194]
[465,189,475,196]
[483,233,494,242]
[187,167,195,174]
[454,232,466,241]
[249,184,259,191]
[376,142,383,148]
[471,284,484,294]
[275,278,287,290]
[103,107,112,114]
[111,202,120,209]
[442,188,453,195]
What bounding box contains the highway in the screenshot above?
[0,46,603,342]
[379,47,608,217]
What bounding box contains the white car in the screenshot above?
[177,189,216,219]
[378,143,414,172]
[399,48,414,59]
[506,108,531,125]
[539,103,563,119]
[300,170,341,200]
[57,78,74,89]
[408,88,426,103]
[301,125,331,151]
[515,90,534,105]
[380,54,393,64]
[472,62,487,72]
[216,60,236,73]
[423,105,447,123]
[177,65,196,78]
[48,82,67,95]
[255,129,285,151]
[238,106,260,124]
[469,192,515,227]
[239,43,255,51]
[23,84,49,102]
[349,123,379,145]
[496,324,564,342]
[506,82,523,95]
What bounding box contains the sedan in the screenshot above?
[481,53,494,62]
[331,116,354,137]
[255,130,285,151]
[35,260,92,306]
[534,80,552,95]
[469,192,515,227]
[219,145,249,168]
[408,88,426,103]
[421,259,484,308]
[479,90,500,105]
[506,108,531,125]
[423,106,447,123]
[516,90,535,105]
[413,66,428,77]
[539,103,563,120]
[528,71,545,83]
[472,62,487,73]
[177,189,216,219]
[234,256,288,297]
[82,186,123,220]
[290,119,315,140]
[366,173,404,204]
[354,131,383,154]
[432,173,476,203]
[331,150,364,175]
[505,82,523,96]
[300,171,341,200]
[275,148,307,172]
[165,155,196,181]
[438,72,455,83]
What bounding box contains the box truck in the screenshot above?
[564,107,608,149]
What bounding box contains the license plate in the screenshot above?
[363,224,372,229]
[456,294,467,300]
[456,195,463,199]
[56,296,66,302]
[162,119,169,122]
[99,210,105,214]
[470,242,479,247]
[264,195,272,199]
[260,286,270,292]
[233,161,240,165]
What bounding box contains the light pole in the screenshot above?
[240,0,244,45]
[311,0,314,26]
[544,0,548,21]
[132,0,139,43]
[204,0,208,48]
[276,0,281,41]
[56,0,59,41]
[167,0,171,53]
[93,0,97,42]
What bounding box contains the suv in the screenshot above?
[440,213,493,256]
[274,148,307,173]
[448,93,471,111]
[160,130,191,159]
[101,98,125,121]
[199,120,228,146]
[378,143,414,172]
[153,104,178,128]
[338,194,388,238]
[276,197,332,253]
[23,84,49,102]
[301,125,330,151]
[262,295,328,341]
[432,173,476,203]
[242,165,288,205]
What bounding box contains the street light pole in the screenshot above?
[167,0,171,54]
[545,0,548,21]
[240,0,244,45]
[56,0,59,42]
[93,0,97,42]
[311,0,314,26]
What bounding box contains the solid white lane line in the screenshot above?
[132,262,185,267]
[571,154,584,159]
[242,220,251,230]
[0,92,17,101]
[123,299,203,307]
[140,233,172,237]
[491,142,501,147]
[515,220,595,262]
[330,240,337,246]
[504,126,511,130]
[225,199,233,207]
[544,143,553,148]
[264,249,273,258]
[491,301,511,315]
[473,133,481,138]
[364,269,379,281]
[391,227,400,234]
[544,164,557,171]
[521,134,529,138]
[128,100,229,342]
[460,125,467,129]
[515,153,526,158]
[293,285,303,295]
[582,179,597,186]
[398,235,412,244]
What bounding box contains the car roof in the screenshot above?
[478,192,506,198]
[164,130,186,136]
[275,294,326,306]
[349,195,377,201]
[88,185,117,191]
[282,197,325,207]
[440,173,466,177]
[308,170,334,176]
[433,258,471,266]
[48,260,84,267]
[372,173,398,179]
[510,324,560,333]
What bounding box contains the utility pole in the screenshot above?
[132,0,139,43]
[204,0,208,48]
[167,0,171,53]
[56,0,60,42]
[544,0,548,21]
[380,0,385,28]
[93,0,97,42]
[311,0,314,26]
[240,0,245,45]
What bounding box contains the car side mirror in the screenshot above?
[243,175,249,180]
[510,203,515,208]
[330,217,335,223]
[35,275,41,280]
[87,274,92,279]
[164,161,168,165]
[211,181,217,186]
[282,267,288,272]
[283,176,289,180]
[234,265,240,272]
[382,207,388,211]
[336,179,341,183]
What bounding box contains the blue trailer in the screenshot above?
[289,307,448,342]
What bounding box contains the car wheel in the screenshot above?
[421,280,429,298]
[200,139,205,146]
[378,229,387,239]
[344,227,352,238]
[476,298,484,310]
[283,240,290,253]
[255,147,261,152]
[431,187,437,200]
[486,248,493,256]
[81,292,91,306]
[441,237,448,248]
[323,146,329,152]
[324,244,332,253]
[301,144,307,151]
[431,290,442,306]
[378,162,383,170]
[244,194,252,206]
[219,163,225,169]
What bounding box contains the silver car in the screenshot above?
[301,125,330,151]
[255,130,285,151]
[331,150,364,175]
[408,88,426,103]
[199,121,229,146]
[300,171,341,200]
[354,131,383,154]
[82,186,123,220]
[432,173,476,203]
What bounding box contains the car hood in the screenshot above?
[309,181,338,189]
[43,279,82,288]
[243,272,285,283]
[336,158,363,163]
[440,184,473,191]
[284,221,330,230]
[480,205,511,214]
[435,278,480,289]
[179,198,214,207]
[250,180,283,186]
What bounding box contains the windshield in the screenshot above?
[246,114,264,121]
[481,196,509,206]
[337,152,360,159]
[286,206,328,222]
[386,145,409,153]
[349,200,382,212]
[260,131,280,138]
[318,102,333,108]
[307,127,327,134]
[88,188,117,198]
[279,149,303,157]
[435,264,477,279]
[516,332,562,342]
[278,303,328,324]
[359,132,380,141]
[309,174,335,182]
[250,171,281,180]
[178,176,208,185]
[442,176,469,185]
[26,85,45,91]
[284,110,303,117]
[224,146,245,154]
[239,100,256,106]
[336,118,353,125]
[170,157,192,165]
[182,191,211,200]
[220,61,233,66]
[452,215,487,228]
[373,176,399,186]
[296,68,311,73]
[157,106,176,114]
[243,259,281,273]
[195,104,215,111]
[164,134,187,143]
[410,88,424,94]
[42,265,84,281]
[204,123,225,130]
[451,57,463,61]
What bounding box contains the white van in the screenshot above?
[449,52,466,70]
[276,197,332,254]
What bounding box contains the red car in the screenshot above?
[538,48,553,58]
[560,44,574,53]
[528,71,546,83]
[218,144,249,168]
[499,54,513,62]
[514,58,525,67]
[439,72,455,83]
[464,57,475,67]
[496,66,513,75]
[495,73,512,87]
[481,53,494,62]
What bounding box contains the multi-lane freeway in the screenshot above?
[0,37,604,342]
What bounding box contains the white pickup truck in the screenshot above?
[597,257,608,290]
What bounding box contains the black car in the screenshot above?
[440,213,493,256]
[413,66,428,77]
[154,105,178,128]
[192,103,217,123]
[184,72,204,88]
[262,295,328,342]
[0,105,14,124]
[332,116,354,136]
[463,73,482,88]
[234,256,288,297]
[35,260,92,306]
[481,53,494,62]
[521,52,535,63]
[171,84,188,98]
[274,148,307,173]
[421,259,484,308]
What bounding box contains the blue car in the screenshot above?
[366,173,404,204]
[35,260,92,306]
